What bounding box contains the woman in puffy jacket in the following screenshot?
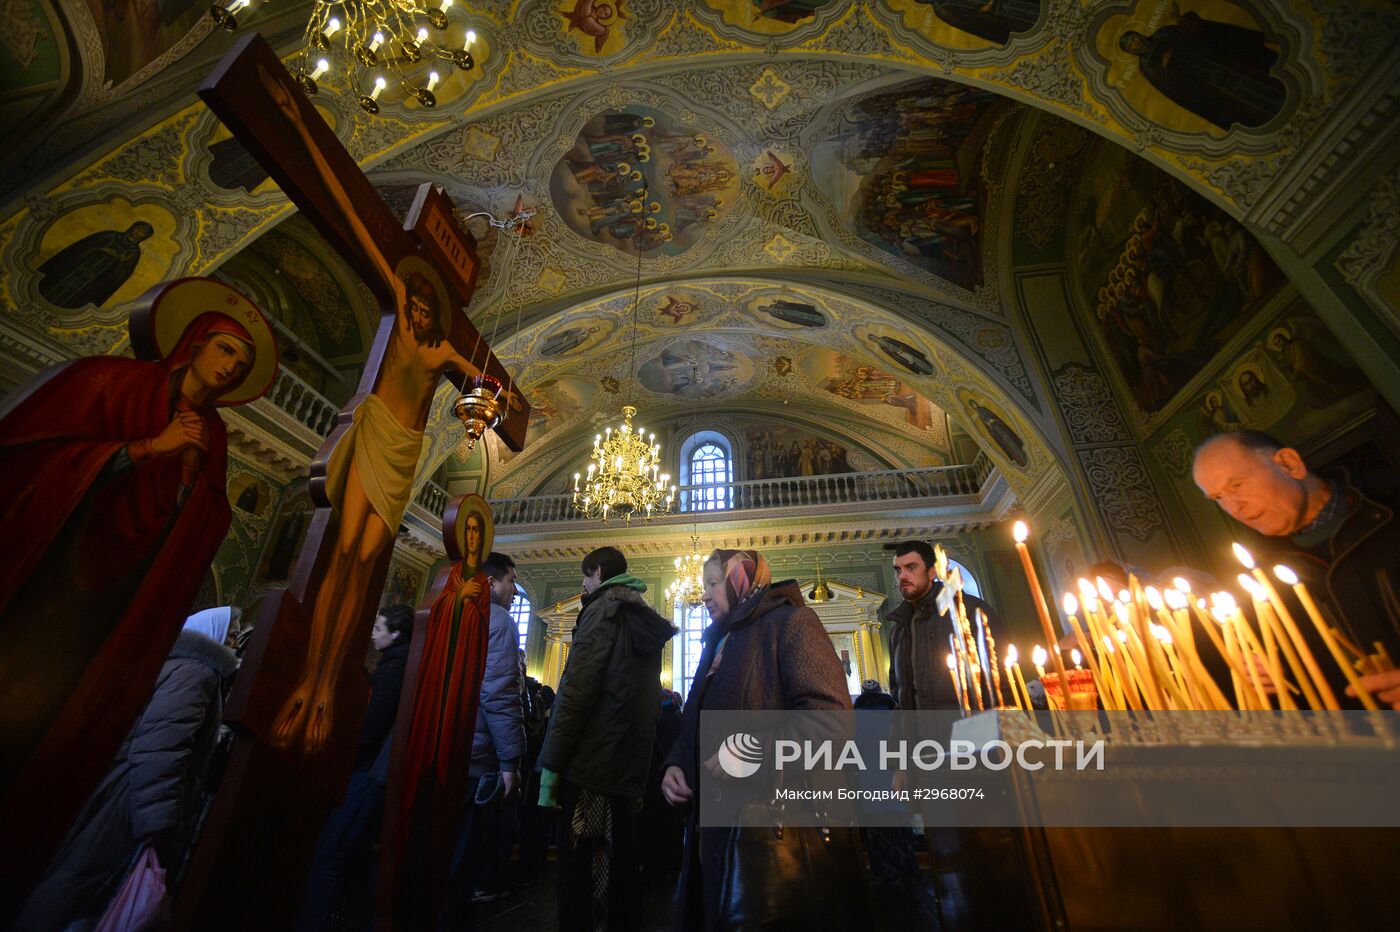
[16,607,238,931]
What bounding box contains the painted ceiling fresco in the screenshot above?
[0,0,1394,521]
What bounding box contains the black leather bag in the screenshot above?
[715,801,868,930]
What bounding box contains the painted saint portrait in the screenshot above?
[854,324,940,378]
[804,349,943,432]
[639,339,756,399]
[1073,139,1283,412]
[230,473,273,516]
[37,221,153,309]
[913,0,1041,45]
[755,297,828,329]
[550,106,740,256]
[744,426,854,480]
[698,0,839,34]
[387,493,495,921]
[0,277,277,875]
[656,292,702,326]
[959,391,1029,468]
[1093,1,1289,133]
[536,316,614,358]
[810,76,1003,288]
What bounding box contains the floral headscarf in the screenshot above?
[711,549,772,608]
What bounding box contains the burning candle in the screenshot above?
[1274,565,1378,711]
[1239,573,1316,710]
[1005,644,1034,711]
[1013,522,1071,702]
[1235,544,1338,710]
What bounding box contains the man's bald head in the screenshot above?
[1191,431,1318,537]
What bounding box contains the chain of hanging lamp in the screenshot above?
[572,201,675,523]
[210,0,480,114]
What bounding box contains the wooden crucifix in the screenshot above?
[174,34,528,928]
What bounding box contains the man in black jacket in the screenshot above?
[296,604,412,931]
[1193,430,1400,706]
[885,541,1031,932]
[537,546,676,932]
[886,541,997,713]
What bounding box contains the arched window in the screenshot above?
[947,559,982,599]
[672,602,710,698]
[679,430,732,512]
[509,584,532,653]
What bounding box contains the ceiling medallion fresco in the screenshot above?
[809,75,1006,291]
[549,105,741,256]
[638,337,757,400]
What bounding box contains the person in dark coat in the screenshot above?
[295,603,413,932]
[1192,430,1400,706]
[886,541,999,714]
[15,607,238,932]
[537,546,677,932]
[661,549,853,931]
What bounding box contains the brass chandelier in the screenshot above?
[210,0,479,114]
[572,197,674,522]
[665,534,706,611]
[571,406,673,522]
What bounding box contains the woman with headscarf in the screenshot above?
[661,550,853,930]
[15,607,240,931]
[0,293,274,901]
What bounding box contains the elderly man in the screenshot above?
[1191,430,1400,707]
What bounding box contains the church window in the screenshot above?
[947,560,982,599]
[509,584,532,652]
[673,602,709,698]
[679,431,732,511]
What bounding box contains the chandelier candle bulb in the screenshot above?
[370,31,384,52]
[1275,565,1379,711]
[310,58,329,80]
[324,16,340,37]
[426,71,439,91]
[465,29,477,47]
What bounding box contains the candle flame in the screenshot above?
[1071,648,1083,666]
[1013,520,1029,543]
[1273,565,1299,586]
[1151,624,1172,644]
[1232,542,1256,569]
[1145,586,1164,610]
[1005,644,1019,665]
[1117,589,1130,604]
[1077,577,1096,598]
[1236,573,1263,598]
[1032,644,1048,666]
[1102,635,1115,653]
[1164,588,1187,610]
[946,652,957,671]
[1095,576,1114,602]
[1172,576,1192,593]
[1214,591,1238,612]
[1062,592,1079,616]
[1114,602,1130,623]
[1115,629,1128,644]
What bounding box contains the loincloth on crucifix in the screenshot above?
[323,394,424,528]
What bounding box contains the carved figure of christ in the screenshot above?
[198,34,527,757]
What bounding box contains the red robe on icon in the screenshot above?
[0,313,250,909]
[383,561,491,925]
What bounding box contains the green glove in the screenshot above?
[538,768,560,808]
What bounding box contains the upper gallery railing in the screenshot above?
[485,460,995,527]
[257,365,340,437]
